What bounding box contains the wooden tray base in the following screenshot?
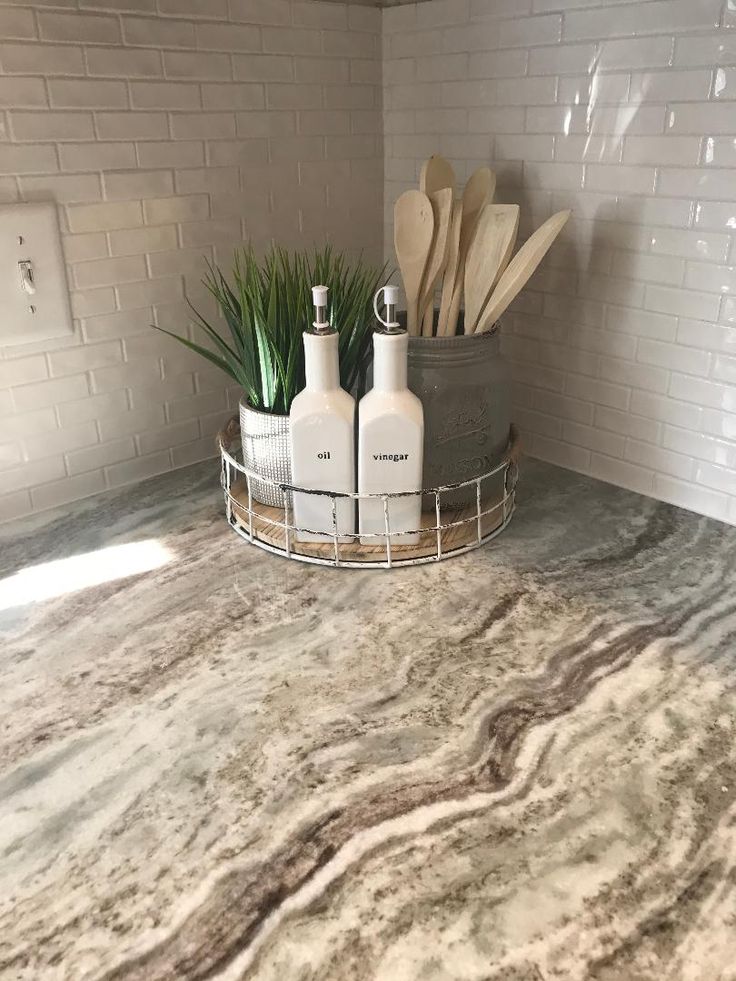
[228,480,513,563]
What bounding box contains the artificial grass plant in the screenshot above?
[153,245,386,416]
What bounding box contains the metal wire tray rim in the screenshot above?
[223,485,515,540]
[218,417,520,501]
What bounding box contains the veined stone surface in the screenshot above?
[0,457,734,980]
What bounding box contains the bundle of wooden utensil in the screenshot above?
[394,154,571,337]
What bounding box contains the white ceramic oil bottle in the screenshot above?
[358,285,424,546]
[289,285,355,543]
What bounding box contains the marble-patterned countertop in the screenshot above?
[1,458,734,981]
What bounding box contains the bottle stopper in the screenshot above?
[373,284,402,334]
[312,284,330,333]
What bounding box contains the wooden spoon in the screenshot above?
[419,187,453,336]
[464,204,520,334]
[446,167,496,336]
[437,201,462,336]
[394,189,435,337]
[475,210,571,334]
[420,154,456,198]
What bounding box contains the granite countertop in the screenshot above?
[1,457,734,981]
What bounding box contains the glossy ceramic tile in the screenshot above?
[384,0,736,525]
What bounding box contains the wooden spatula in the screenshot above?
[475,210,571,334]
[420,154,456,198]
[437,201,462,336]
[419,187,453,336]
[446,167,496,336]
[464,204,520,334]
[394,189,435,337]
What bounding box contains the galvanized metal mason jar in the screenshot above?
[238,399,291,508]
[407,325,511,508]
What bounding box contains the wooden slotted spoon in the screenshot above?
[475,210,571,334]
[463,204,520,334]
[394,189,435,337]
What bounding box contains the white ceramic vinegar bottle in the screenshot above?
[359,285,424,546]
[289,285,355,543]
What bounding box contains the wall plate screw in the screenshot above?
[29,305,36,314]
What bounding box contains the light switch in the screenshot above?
[0,202,74,348]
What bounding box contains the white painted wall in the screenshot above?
[383,0,736,525]
[0,0,382,522]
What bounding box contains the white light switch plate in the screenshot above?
[0,202,74,349]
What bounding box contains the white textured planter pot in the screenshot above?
[238,398,291,508]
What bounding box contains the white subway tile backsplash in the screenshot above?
[595,36,673,71]
[115,276,184,310]
[163,50,231,80]
[585,164,656,195]
[95,111,168,140]
[10,111,94,142]
[38,11,121,44]
[622,136,701,166]
[384,0,724,516]
[713,354,736,384]
[23,421,98,462]
[0,4,380,526]
[67,437,137,475]
[0,491,33,523]
[4,457,67,495]
[644,284,722,321]
[142,194,209,224]
[555,76,628,110]
[74,255,147,288]
[48,340,122,376]
[667,103,736,135]
[673,34,736,68]
[563,0,719,42]
[31,471,106,512]
[684,262,736,295]
[669,373,733,410]
[2,42,80,78]
[130,80,200,109]
[48,79,128,109]
[629,69,713,103]
[0,356,48,390]
[86,46,163,77]
[649,227,730,262]
[591,453,655,495]
[12,375,90,412]
[0,0,731,524]
[637,338,711,376]
[59,142,137,171]
[694,459,736,495]
[595,404,661,444]
[122,15,195,48]
[677,317,736,352]
[105,449,170,487]
[70,287,117,318]
[103,169,175,199]
[498,14,562,48]
[0,143,57,176]
[625,438,693,480]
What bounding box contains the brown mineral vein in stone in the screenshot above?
[101,600,707,981]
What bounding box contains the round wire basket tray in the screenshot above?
[217,417,520,569]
